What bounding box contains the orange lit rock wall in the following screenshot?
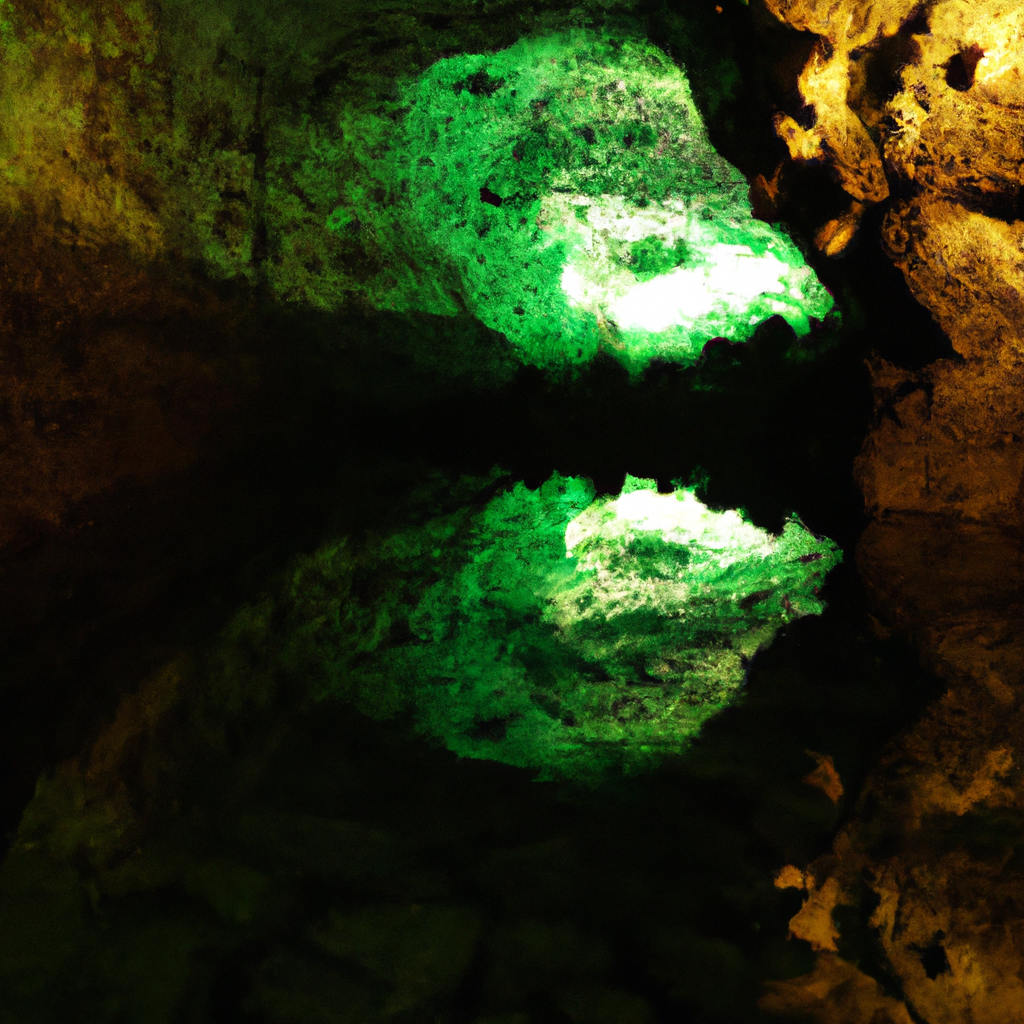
[761,1,1024,1021]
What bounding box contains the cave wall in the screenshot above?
[759,2,1024,1021]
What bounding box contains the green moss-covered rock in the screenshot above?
[0,1,832,385]
[378,30,835,373]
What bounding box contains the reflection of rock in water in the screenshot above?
[347,473,840,782]
[760,1,1024,1022]
[0,457,918,1024]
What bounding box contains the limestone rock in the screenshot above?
[762,0,920,204]
[763,1,1024,1021]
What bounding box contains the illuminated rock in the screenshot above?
[387,31,835,373]
[360,474,840,782]
[856,2,1024,566]
[0,4,832,380]
[764,3,1024,1023]
[762,0,916,206]
[885,0,1024,203]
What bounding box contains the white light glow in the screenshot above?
[609,246,792,332]
[566,487,773,565]
[543,192,827,343]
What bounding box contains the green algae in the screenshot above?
[343,473,841,783]
[0,0,14,43]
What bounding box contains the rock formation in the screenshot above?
[759,2,1024,1021]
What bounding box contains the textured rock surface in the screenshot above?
[761,1,1024,1021]
[763,0,917,207]
[10,0,1024,1020]
[388,30,834,372]
[341,473,840,782]
[0,0,622,556]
